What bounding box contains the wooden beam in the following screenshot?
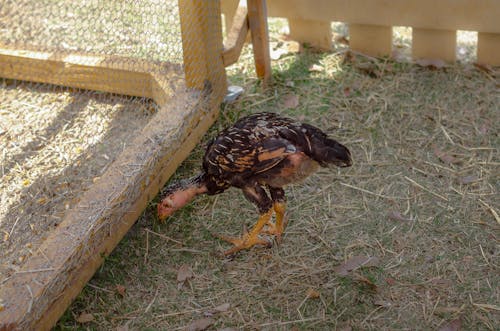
[179,0,226,93]
[247,0,272,86]
[266,0,500,34]
[412,28,456,62]
[288,18,332,50]
[349,24,392,57]
[0,47,155,99]
[221,0,240,38]
[222,5,249,67]
[477,32,500,66]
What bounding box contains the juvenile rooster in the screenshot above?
[158,112,352,255]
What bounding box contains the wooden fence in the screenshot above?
[222,0,500,65]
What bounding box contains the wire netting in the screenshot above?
[1,0,183,63]
[0,0,224,288]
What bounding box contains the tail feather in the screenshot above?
[302,124,352,167]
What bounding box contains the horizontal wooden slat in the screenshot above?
[266,0,500,33]
[412,28,456,62]
[0,47,154,100]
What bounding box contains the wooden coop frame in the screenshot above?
[0,1,270,330]
[223,0,500,65]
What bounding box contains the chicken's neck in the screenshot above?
[158,173,208,220]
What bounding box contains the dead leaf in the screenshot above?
[206,302,231,316]
[271,47,288,60]
[355,62,381,78]
[416,58,447,69]
[473,62,493,75]
[177,264,194,289]
[186,317,214,331]
[115,284,126,297]
[213,303,230,312]
[438,318,461,331]
[343,87,351,97]
[306,288,320,299]
[388,210,412,222]
[433,146,460,164]
[309,64,324,72]
[76,312,94,324]
[342,51,355,64]
[116,324,129,331]
[334,35,349,45]
[385,277,396,286]
[283,94,299,109]
[458,175,478,185]
[177,264,193,282]
[353,273,378,291]
[334,256,380,276]
[374,299,392,308]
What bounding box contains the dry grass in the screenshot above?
[55,27,498,330]
[0,0,181,284]
[0,81,156,282]
[1,5,498,329]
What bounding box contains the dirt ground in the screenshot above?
[53,25,499,330]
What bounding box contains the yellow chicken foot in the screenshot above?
[262,202,288,243]
[216,209,273,255]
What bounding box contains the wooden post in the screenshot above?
[477,32,500,66]
[221,0,240,37]
[288,18,332,50]
[179,0,226,96]
[247,0,272,86]
[222,5,249,67]
[349,24,392,57]
[412,28,456,62]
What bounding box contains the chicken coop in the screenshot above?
[0,0,269,329]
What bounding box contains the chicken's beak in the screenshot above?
[157,197,176,221]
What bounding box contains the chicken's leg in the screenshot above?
[216,184,275,255]
[262,187,288,242]
[216,209,273,255]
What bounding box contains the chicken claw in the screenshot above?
[215,209,273,255]
[262,202,288,243]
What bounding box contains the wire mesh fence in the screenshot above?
[1,0,183,63]
[0,3,226,322]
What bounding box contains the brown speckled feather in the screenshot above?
[203,113,299,188]
[200,112,351,199]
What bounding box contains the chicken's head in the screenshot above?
[157,180,207,221]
